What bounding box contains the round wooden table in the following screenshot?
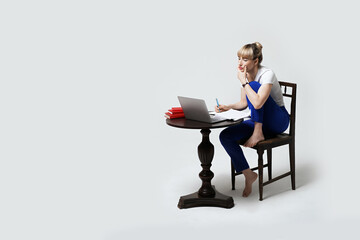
[166,118,242,209]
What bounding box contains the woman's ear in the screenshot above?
[254,58,259,66]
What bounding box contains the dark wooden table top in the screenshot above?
[166,118,243,130]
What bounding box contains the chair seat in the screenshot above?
[254,133,293,150]
[237,133,293,151]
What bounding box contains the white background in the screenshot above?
[1,0,359,239]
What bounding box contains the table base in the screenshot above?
[178,186,234,209]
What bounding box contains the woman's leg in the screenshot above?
[242,168,258,197]
[244,81,265,147]
[245,81,289,147]
[219,120,254,172]
[244,122,264,147]
[220,121,258,197]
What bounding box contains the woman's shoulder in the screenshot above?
[258,65,275,76]
[257,66,276,82]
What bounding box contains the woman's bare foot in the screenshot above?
[242,170,258,197]
[244,122,265,147]
[244,132,265,147]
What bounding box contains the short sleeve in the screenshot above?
[258,70,276,85]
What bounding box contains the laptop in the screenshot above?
[178,96,228,123]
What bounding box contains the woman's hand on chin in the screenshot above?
[237,66,248,85]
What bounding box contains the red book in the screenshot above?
[168,108,183,114]
[164,111,185,119]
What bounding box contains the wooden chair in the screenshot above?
[231,81,297,200]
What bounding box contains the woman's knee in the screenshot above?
[219,123,253,144]
[249,81,261,92]
[219,128,231,144]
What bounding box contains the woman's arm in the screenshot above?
[215,88,248,112]
[229,87,248,110]
[243,83,272,109]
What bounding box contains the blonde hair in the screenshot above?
[237,42,263,66]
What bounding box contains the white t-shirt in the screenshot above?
[252,65,284,107]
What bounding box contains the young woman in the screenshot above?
[216,42,289,197]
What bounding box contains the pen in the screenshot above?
[216,98,220,112]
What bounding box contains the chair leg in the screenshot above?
[231,161,235,190]
[257,149,264,201]
[289,141,296,190]
[267,148,272,181]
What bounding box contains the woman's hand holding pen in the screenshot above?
[215,104,231,113]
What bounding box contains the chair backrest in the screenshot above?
[278,81,297,137]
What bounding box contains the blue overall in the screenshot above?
[219,81,289,173]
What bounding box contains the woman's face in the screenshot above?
[238,56,258,72]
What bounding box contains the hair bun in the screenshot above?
[254,42,263,50]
